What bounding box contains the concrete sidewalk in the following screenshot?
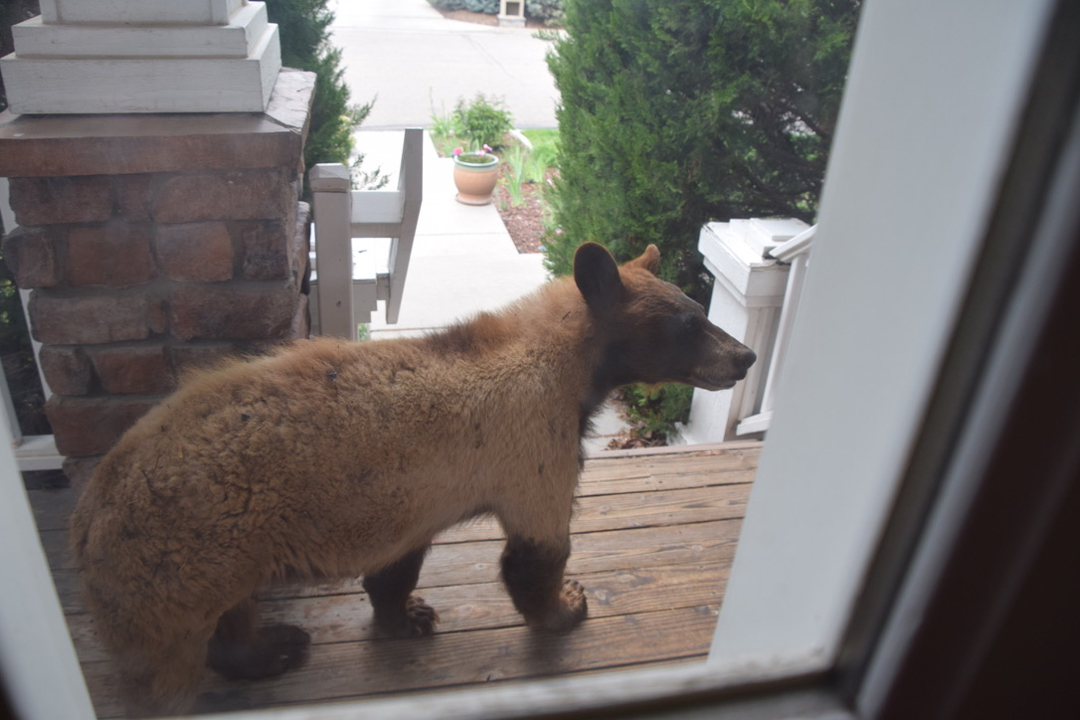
[329,0,560,130]
[353,129,548,339]
[329,0,563,336]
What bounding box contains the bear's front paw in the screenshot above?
[376,595,440,638]
[403,595,440,636]
[535,579,588,633]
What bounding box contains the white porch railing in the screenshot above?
[308,127,423,339]
[734,224,815,436]
[683,218,815,444]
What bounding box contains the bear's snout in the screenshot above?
[734,347,757,378]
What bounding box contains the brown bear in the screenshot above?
[70,242,756,716]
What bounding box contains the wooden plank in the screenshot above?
[79,606,718,719]
[52,518,741,619]
[34,483,750,574]
[66,561,730,664]
[436,483,751,544]
[579,447,761,489]
[579,466,756,498]
[259,519,743,600]
[29,486,78,532]
[44,443,757,718]
[37,530,70,570]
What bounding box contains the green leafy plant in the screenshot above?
[264,0,379,189]
[526,0,565,25]
[453,94,514,151]
[619,383,695,442]
[501,146,528,206]
[453,144,499,166]
[543,0,858,439]
[543,0,860,301]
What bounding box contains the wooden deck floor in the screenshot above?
[30,441,760,718]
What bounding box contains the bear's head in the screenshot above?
[574,242,757,392]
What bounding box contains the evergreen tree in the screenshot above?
[264,0,372,173]
[545,0,860,299]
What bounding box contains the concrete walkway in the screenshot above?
[329,0,561,337]
[354,130,548,341]
[329,0,560,130]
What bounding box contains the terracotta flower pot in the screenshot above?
[453,153,500,205]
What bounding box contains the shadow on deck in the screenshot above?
[29,441,761,718]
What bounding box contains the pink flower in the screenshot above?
[453,147,463,156]
[482,144,493,153]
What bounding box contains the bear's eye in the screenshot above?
[673,312,698,339]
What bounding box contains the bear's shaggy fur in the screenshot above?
[70,243,756,716]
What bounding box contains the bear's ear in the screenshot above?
[574,242,623,310]
[626,244,661,275]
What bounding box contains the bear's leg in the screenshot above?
[206,596,311,681]
[362,545,439,637]
[500,536,587,632]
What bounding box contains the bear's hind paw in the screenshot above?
[208,623,311,681]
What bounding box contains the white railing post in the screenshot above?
[309,163,355,339]
[382,127,423,324]
[682,218,809,444]
[734,224,816,436]
[309,128,423,340]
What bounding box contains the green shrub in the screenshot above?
[464,0,500,14]
[544,0,859,300]
[526,0,564,24]
[265,0,375,176]
[619,383,695,441]
[545,0,859,437]
[453,94,514,151]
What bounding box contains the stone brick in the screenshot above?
[235,219,290,281]
[46,395,159,457]
[116,174,154,222]
[289,292,310,340]
[87,343,176,395]
[151,169,296,224]
[1,226,62,288]
[67,222,155,287]
[38,345,94,396]
[293,201,312,288]
[169,342,236,376]
[7,176,112,226]
[148,298,169,335]
[235,201,309,282]
[169,281,300,341]
[29,291,150,345]
[156,222,235,282]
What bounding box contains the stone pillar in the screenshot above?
[0,69,315,481]
[682,218,807,444]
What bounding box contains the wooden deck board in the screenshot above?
[29,442,759,718]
